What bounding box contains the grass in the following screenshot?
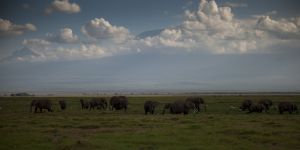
[0,95,300,150]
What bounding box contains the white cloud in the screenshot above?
[3,0,300,63]
[293,17,300,27]
[0,18,36,37]
[46,0,80,14]
[139,29,196,49]
[222,2,248,8]
[81,18,132,43]
[11,43,126,62]
[23,39,51,47]
[22,27,79,47]
[47,28,79,43]
[256,16,299,39]
[138,0,254,53]
[136,0,300,54]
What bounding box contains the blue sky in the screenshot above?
[0,0,300,93]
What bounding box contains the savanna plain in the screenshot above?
[0,95,299,150]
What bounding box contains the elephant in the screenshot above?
[162,103,172,114]
[30,99,53,113]
[163,100,195,115]
[58,100,67,110]
[278,102,298,114]
[248,103,265,113]
[80,99,89,110]
[240,99,253,111]
[109,96,128,111]
[89,98,107,110]
[258,99,273,111]
[186,97,206,112]
[144,101,158,114]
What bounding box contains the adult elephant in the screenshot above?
[163,100,195,115]
[30,99,53,113]
[186,97,205,112]
[278,102,298,114]
[248,103,265,113]
[240,99,253,111]
[144,101,158,115]
[89,98,107,110]
[80,99,89,110]
[110,96,128,111]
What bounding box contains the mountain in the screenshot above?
[0,47,40,63]
[137,29,163,39]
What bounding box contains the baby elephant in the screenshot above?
[144,101,158,115]
[58,100,67,110]
[278,102,298,114]
[30,99,53,113]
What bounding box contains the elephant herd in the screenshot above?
[240,99,298,114]
[144,97,206,115]
[30,96,129,113]
[29,96,298,115]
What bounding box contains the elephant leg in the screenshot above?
[152,108,155,114]
[34,106,38,113]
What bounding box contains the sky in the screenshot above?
[0,0,300,93]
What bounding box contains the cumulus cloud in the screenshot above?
[256,16,300,39]
[139,0,255,53]
[22,27,79,47]
[81,18,132,43]
[3,0,300,63]
[139,29,196,50]
[0,18,36,37]
[23,39,51,47]
[45,0,80,14]
[9,43,125,62]
[137,0,300,54]
[222,2,248,8]
[47,28,79,43]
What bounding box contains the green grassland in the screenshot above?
[0,95,300,150]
